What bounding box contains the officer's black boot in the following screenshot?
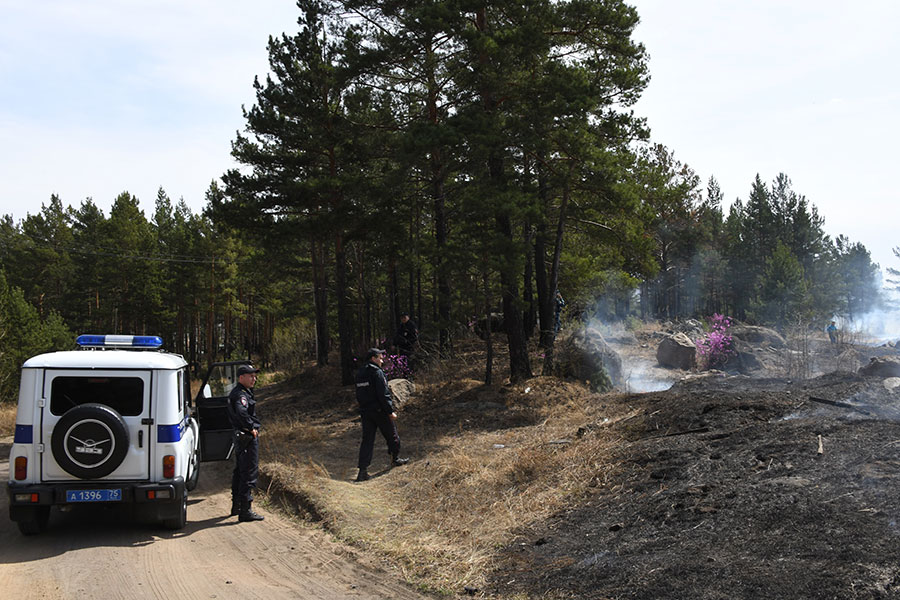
[238,499,265,522]
[230,498,240,517]
[391,454,410,467]
[356,468,369,482]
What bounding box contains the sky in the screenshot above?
[1,0,898,276]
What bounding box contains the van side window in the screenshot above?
[177,370,184,414]
[181,369,192,418]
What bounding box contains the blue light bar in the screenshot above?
[76,335,163,348]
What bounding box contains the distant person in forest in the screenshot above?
[354,348,409,482]
[554,290,566,332]
[827,321,838,344]
[394,312,418,356]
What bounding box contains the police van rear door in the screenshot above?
[41,369,152,481]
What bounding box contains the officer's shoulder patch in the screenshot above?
[240,397,248,407]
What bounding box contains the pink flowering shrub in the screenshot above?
[695,314,736,370]
[382,353,412,380]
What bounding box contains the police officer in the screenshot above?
[394,313,418,356]
[355,348,409,482]
[227,364,264,521]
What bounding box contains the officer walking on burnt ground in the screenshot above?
[227,364,265,521]
[355,348,409,482]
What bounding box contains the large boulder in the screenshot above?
[388,378,415,409]
[721,339,762,373]
[656,333,697,370]
[550,326,623,391]
[730,325,787,349]
[858,357,900,378]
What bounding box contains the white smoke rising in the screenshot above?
[588,317,675,393]
[842,305,900,346]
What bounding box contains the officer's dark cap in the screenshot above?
[366,348,386,360]
[237,364,260,376]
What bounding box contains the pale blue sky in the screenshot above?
[1,1,897,275]
[631,0,900,277]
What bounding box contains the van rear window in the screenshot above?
[50,377,144,416]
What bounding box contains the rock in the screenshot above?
[550,326,624,391]
[883,378,900,391]
[679,319,705,339]
[656,332,697,370]
[730,325,787,349]
[858,357,900,378]
[722,339,762,373]
[388,378,415,409]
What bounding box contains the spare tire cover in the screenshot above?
[51,403,130,479]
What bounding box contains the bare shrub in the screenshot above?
[783,321,812,379]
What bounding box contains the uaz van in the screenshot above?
[7,335,245,535]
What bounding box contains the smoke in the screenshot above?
[588,317,675,393]
[841,305,900,346]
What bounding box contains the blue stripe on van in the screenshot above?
[157,420,186,443]
[14,424,33,443]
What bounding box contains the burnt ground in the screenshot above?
[486,371,900,599]
[249,330,900,600]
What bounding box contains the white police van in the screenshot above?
[7,335,242,535]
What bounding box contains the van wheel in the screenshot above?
[17,506,50,536]
[51,404,129,479]
[163,490,187,530]
[186,448,200,491]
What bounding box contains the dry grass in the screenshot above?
[255,341,633,595]
[0,401,15,437]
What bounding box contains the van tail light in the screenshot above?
[163,455,175,479]
[14,456,27,480]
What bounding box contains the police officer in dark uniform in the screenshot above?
[227,364,264,521]
[394,313,418,356]
[355,348,409,482]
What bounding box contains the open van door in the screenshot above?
[193,361,251,462]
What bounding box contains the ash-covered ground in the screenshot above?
[487,334,900,599]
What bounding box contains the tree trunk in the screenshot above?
[497,210,532,383]
[334,232,354,385]
[311,240,329,367]
[523,221,536,339]
[482,267,493,386]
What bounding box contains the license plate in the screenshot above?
[66,489,122,502]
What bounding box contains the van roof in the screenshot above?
[23,350,188,370]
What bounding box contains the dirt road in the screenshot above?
[0,441,429,600]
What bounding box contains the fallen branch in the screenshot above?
[808,396,874,416]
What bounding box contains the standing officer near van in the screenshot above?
[227,364,265,522]
[355,348,409,482]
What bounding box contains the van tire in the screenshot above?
[163,490,188,530]
[186,447,200,491]
[51,404,130,479]
[16,506,50,536]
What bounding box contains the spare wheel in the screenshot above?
[51,403,130,479]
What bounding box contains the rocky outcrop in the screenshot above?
[730,325,787,349]
[858,357,900,378]
[550,326,623,391]
[656,333,697,370]
[388,378,415,409]
[722,339,763,373]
